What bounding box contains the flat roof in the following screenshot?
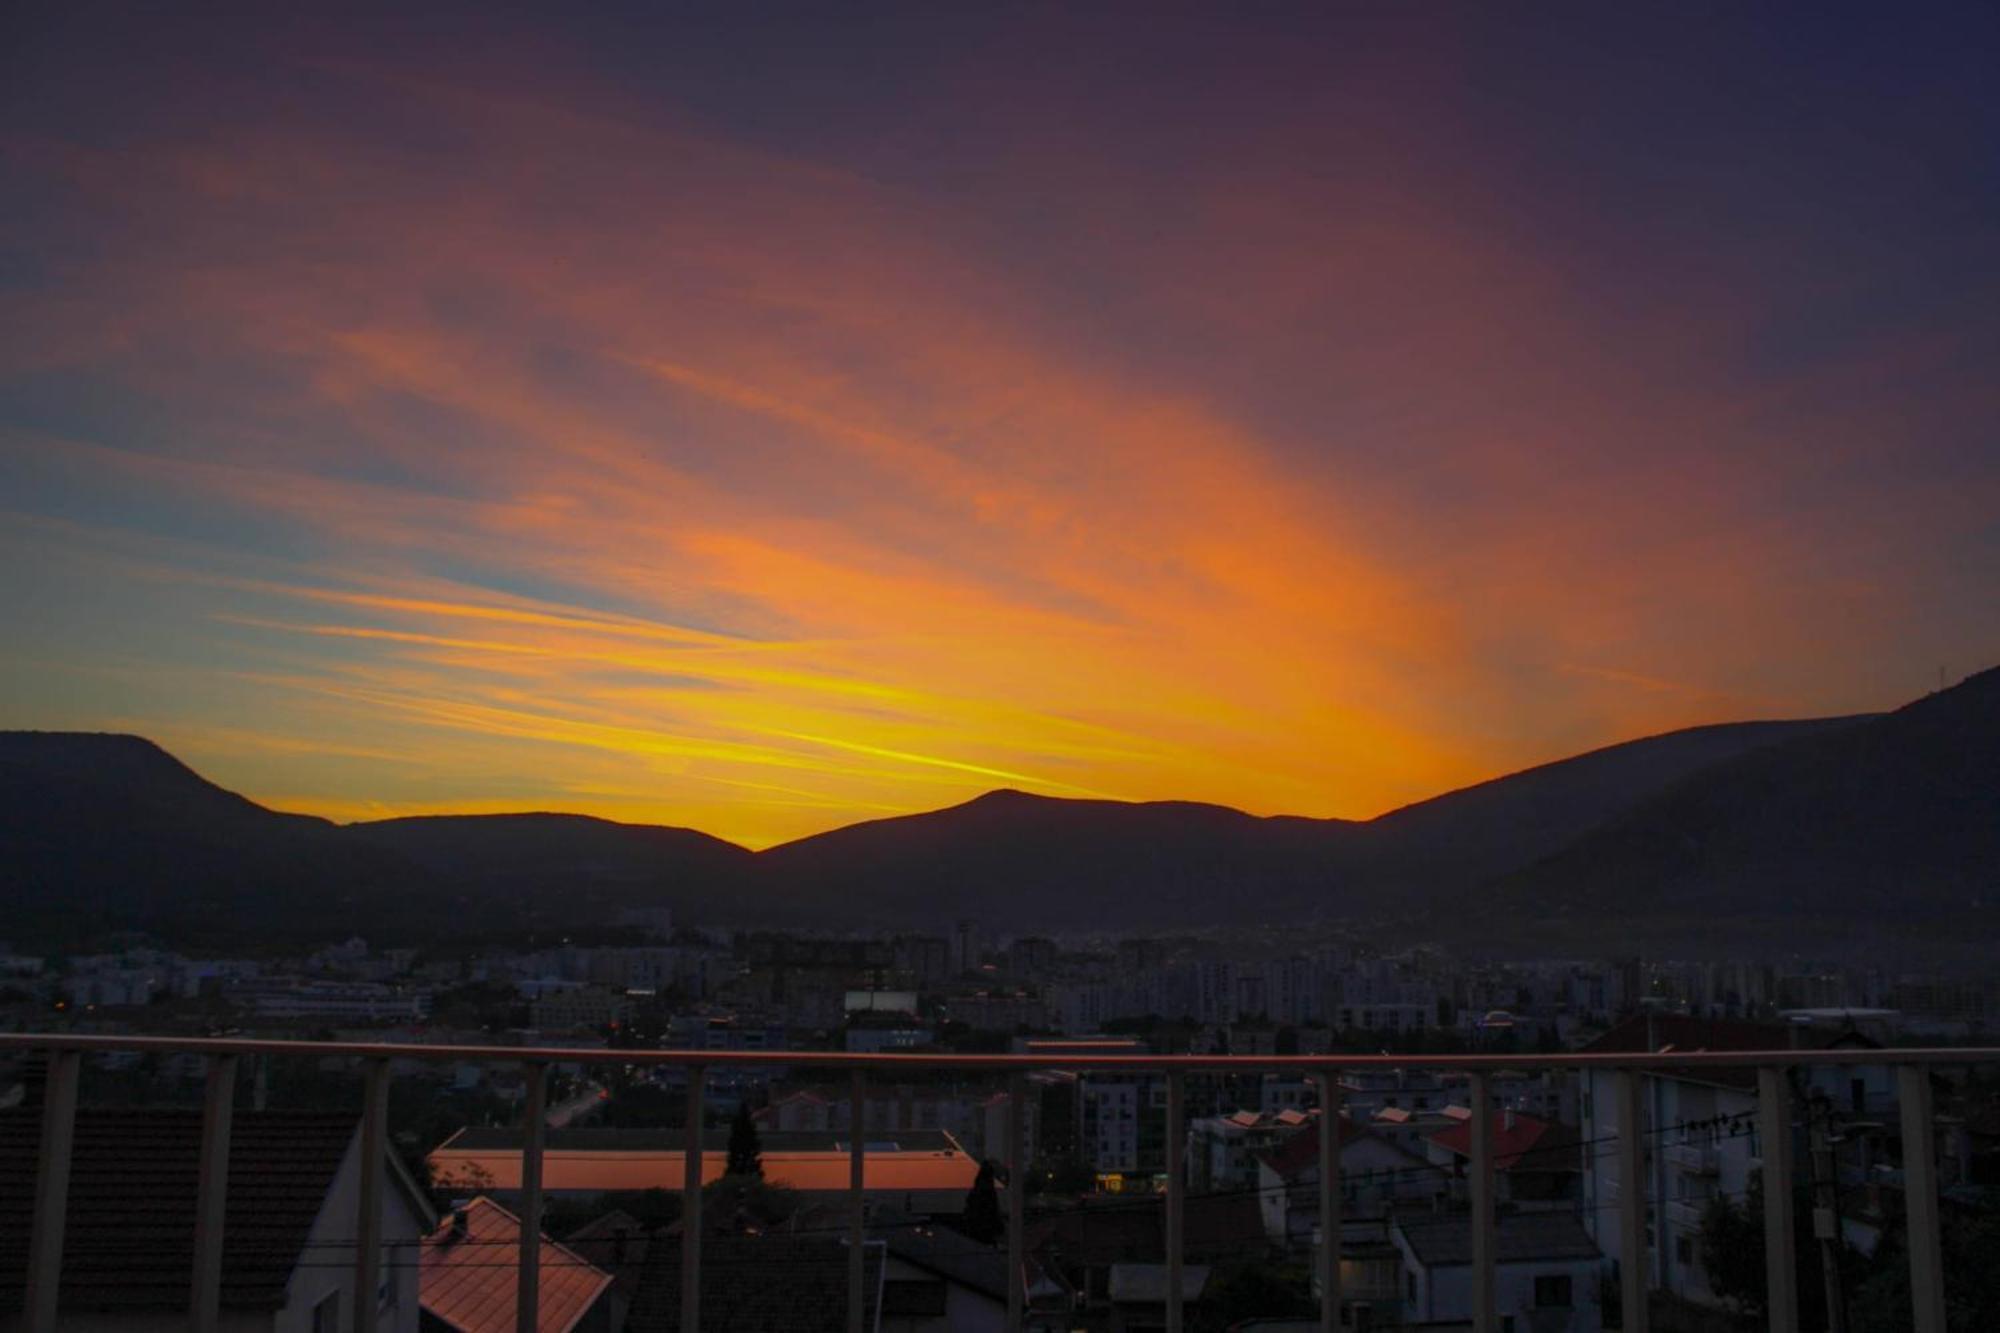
[429,1131,980,1196]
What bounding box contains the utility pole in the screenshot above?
[1807,1090,1849,1333]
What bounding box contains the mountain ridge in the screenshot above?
[3,669,1993,953]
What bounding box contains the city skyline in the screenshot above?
[5,5,1997,846]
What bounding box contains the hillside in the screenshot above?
[755,790,1359,929]
[1354,715,1873,893]
[0,732,429,948]
[1481,666,2000,954]
[752,715,1868,929]
[0,667,1991,953]
[347,812,754,929]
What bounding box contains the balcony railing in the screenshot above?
[1662,1141,1720,1175]
[1663,1197,1707,1230]
[2,1032,1988,1333]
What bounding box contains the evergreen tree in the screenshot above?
[962,1160,1003,1244]
[725,1102,763,1178]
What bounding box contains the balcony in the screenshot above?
[0,1033,1981,1333]
[1664,1141,1720,1175]
[1665,1197,1708,1230]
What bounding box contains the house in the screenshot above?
[623,1235,885,1333]
[1253,1111,1444,1250]
[563,1211,651,1333]
[1105,1264,1211,1333]
[420,1197,612,1333]
[1576,1012,1888,1309]
[1368,1103,1472,1159]
[1424,1111,1583,1207]
[1025,1191,1260,1316]
[428,1128,980,1215]
[0,1108,435,1333]
[873,1213,1068,1332]
[1391,1211,1602,1332]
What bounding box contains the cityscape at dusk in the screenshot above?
[3,5,1997,1333]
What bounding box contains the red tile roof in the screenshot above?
[1252,1112,1368,1181]
[421,1197,612,1333]
[1426,1112,1581,1173]
[0,1109,367,1311]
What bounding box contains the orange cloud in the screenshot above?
[3,44,1991,845]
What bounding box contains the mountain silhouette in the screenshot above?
[2,668,1992,955]
[1479,665,2000,955]
[0,732,425,947]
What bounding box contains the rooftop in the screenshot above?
[1426,1112,1583,1174]
[0,1109,371,1311]
[1393,1210,1600,1267]
[421,1198,612,1333]
[429,1128,978,1197]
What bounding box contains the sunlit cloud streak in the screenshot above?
[2,7,1995,844]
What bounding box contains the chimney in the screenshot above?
[1503,1107,1517,1133]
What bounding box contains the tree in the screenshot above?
[1696,1170,1865,1328]
[1697,1187,1764,1315]
[725,1102,763,1178]
[1197,1261,1314,1332]
[962,1160,1003,1244]
[1852,1209,2000,1331]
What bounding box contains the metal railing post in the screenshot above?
[1897,1066,1946,1333]
[354,1058,389,1333]
[518,1064,548,1333]
[191,1054,238,1333]
[1318,1068,1341,1333]
[680,1067,705,1333]
[1007,1071,1026,1333]
[1756,1067,1799,1333]
[1166,1070,1185,1333]
[25,1049,80,1333]
[1614,1069,1649,1333]
[849,1069,866,1333]
[1468,1071,1496,1333]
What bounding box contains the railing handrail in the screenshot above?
[8,1030,1976,1333]
[2,1030,1995,1071]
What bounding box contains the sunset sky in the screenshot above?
[3,4,1996,847]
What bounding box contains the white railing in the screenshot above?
[1,1033,1987,1333]
[1663,1141,1719,1175]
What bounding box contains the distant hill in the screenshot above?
[1,667,1993,954]
[1479,666,2000,955]
[0,732,427,949]
[755,790,1360,929]
[753,716,1870,931]
[347,813,753,929]
[1352,716,1873,894]
[0,735,747,950]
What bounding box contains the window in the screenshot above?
[1534,1274,1573,1308]
[1407,1273,1417,1302]
[311,1291,340,1333]
[1677,1235,1696,1266]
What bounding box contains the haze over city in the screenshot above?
[5,4,1996,847]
